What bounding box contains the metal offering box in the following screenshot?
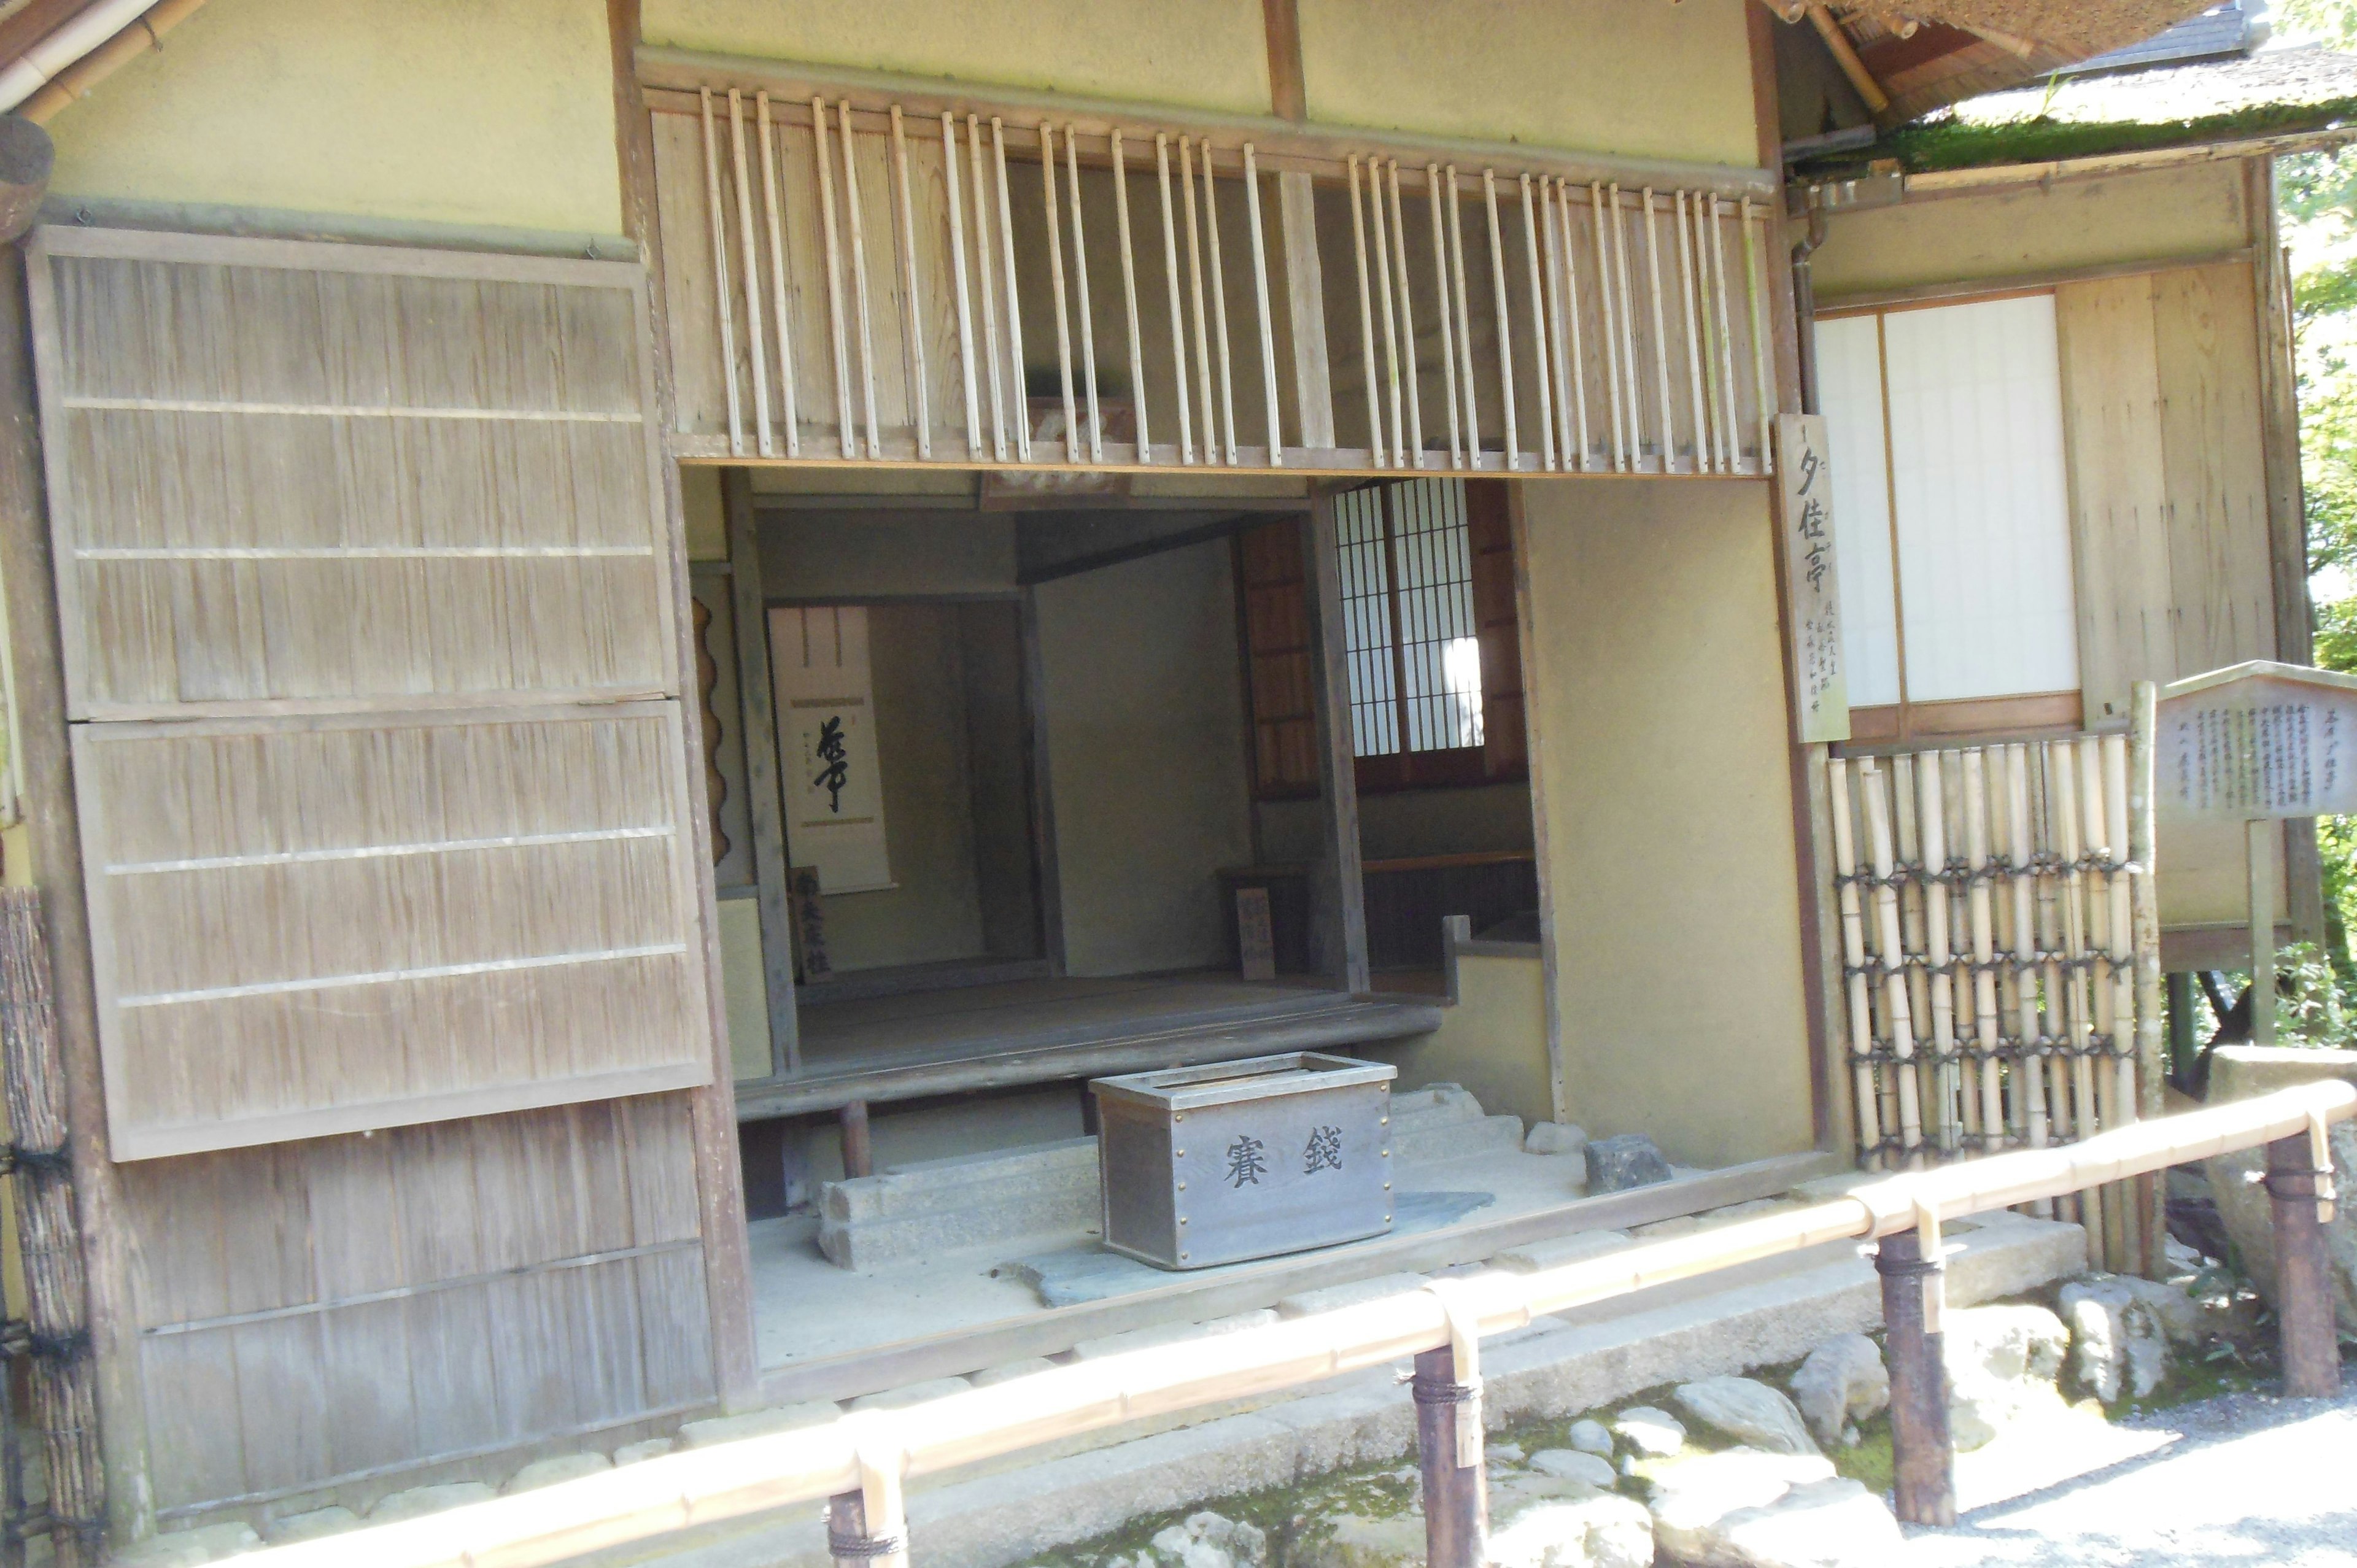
[1089,1052,1396,1270]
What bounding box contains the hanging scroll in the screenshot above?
[772,605,894,893]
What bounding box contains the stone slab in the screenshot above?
[1276,1272,1434,1318]
[1070,1310,1281,1361]
[1492,1229,1632,1273]
[676,1402,840,1450]
[820,1137,1102,1272]
[846,1377,973,1412]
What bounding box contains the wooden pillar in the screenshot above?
[724,470,802,1078]
[2165,973,2196,1081]
[1412,1344,1486,1568]
[838,1099,874,1180]
[2249,819,2277,1047]
[1276,171,1334,450]
[0,243,153,1548]
[1299,497,1369,993]
[2268,1133,2343,1399]
[827,1486,910,1568]
[1877,1227,1956,1527]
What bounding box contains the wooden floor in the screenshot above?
[733,972,1447,1119]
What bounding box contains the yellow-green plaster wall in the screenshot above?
[1384,954,1552,1129]
[1519,479,1816,1167]
[642,0,1272,116]
[1809,162,2250,301]
[718,898,772,1079]
[1296,0,1759,168]
[45,0,624,239]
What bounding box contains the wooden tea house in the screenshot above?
[0,0,2321,1550]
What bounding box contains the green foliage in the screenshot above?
[2271,941,2350,1044]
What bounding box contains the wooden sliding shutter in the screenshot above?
[1237,517,1322,799]
[26,228,714,1161]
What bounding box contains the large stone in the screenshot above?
[1148,1510,1268,1568]
[368,1482,497,1523]
[676,1400,840,1448]
[819,1137,1101,1271]
[1568,1418,1616,1457]
[1787,1335,1888,1449]
[2205,1048,2357,1335]
[2058,1275,2196,1403]
[1673,1377,1819,1457]
[1528,1448,1619,1488]
[1391,1083,1525,1165]
[1070,1310,1280,1360]
[1941,1304,2068,1451]
[613,1437,675,1465]
[1584,1134,1673,1194]
[1525,1121,1590,1157]
[265,1507,359,1545]
[1646,1449,1836,1563]
[1493,1230,1631,1273]
[505,1452,613,1493]
[1612,1405,1687,1456]
[1277,1273,1433,1318]
[116,1523,263,1568]
[1293,1513,1425,1568]
[1488,1481,1654,1568]
[1700,1477,1906,1568]
[846,1376,973,1412]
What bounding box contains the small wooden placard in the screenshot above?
[789,865,832,983]
[1236,886,1277,982]
[1774,414,1850,744]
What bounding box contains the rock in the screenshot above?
[1705,1477,1906,1568]
[1646,1449,1837,1563]
[614,1437,675,1464]
[368,1482,497,1523]
[676,1401,840,1448]
[1613,1405,1687,1456]
[1941,1303,2069,1451]
[1490,1442,1527,1464]
[1277,1273,1433,1318]
[1788,1335,1889,1449]
[115,1523,263,1568]
[1568,1418,1616,1457]
[505,1452,613,1493]
[1525,1121,1589,1157]
[846,1376,972,1411]
[970,1357,1058,1387]
[2203,1047,2357,1334]
[1673,1375,1820,1456]
[1488,1483,1654,1568]
[1148,1510,1268,1568]
[265,1507,359,1545]
[1584,1134,1673,1194]
[2059,1275,2195,1402]
[1293,1513,1425,1567]
[1528,1448,1619,1488]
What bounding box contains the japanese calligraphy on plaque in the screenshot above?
[2157,662,2357,824]
[1774,414,1849,744]
[770,605,894,893]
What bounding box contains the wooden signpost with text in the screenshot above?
[2158,662,2357,1043]
[1775,414,1849,744]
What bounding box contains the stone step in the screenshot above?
[576,1209,2086,1568]
[819,1137,1101,1270]
[1387,1082,1525,1166]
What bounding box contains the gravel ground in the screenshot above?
[1904,1385,2357,1566]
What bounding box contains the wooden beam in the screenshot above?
[723,472,802,1077]
[1261,0,1307,123]
[1276,169,1336,449]
[1300,497,1370,994]
[613,0,762,1413]
[1803,2,1891,117]
[0,243,151,1548]
[1020,589,1070,976]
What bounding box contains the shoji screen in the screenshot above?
[1815,314,1900,707]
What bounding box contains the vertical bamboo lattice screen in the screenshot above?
[1827,732,2162,1275]
[646,82,1779,478]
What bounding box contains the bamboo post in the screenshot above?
[699,88,745,457]
[2250,818,2277,1045]
[1367,153,1402,467]
[1198,142,1240,465]
[827,1445,910,1568]
[0,892,106,1568]
[1673,189,1708,474]
[1519,174,1557,472]
[1963,751,2007,1146]
[1480,169,1519,470]
[1861,761,1925,1154]
[757,95,802,457]
[1639,188,1676,474]
[2004,746,2054,1205]
[888,106,931,461]
[968,115,1010,462]
[1538,178,1573,470]
[1446,167,1481,466]
[2094,733,2141,1269]
[727,91,773,458]
[1110,130,1150,462]
[1555,178,1590,471]
[838,101,883,459]
[1892,756,1940,1148]
[1828,758,1886,1162]
[1610,185,1643,468]
[814,97,856,458]
[940,113,981,459]
[2034,746,2083,1229]
[1241,144,1282,466]
[1180,139,1218,465]
[1877,1226,1956,1527]
[2269,1132,2343,1398]
[1154,133,1194,465]
[1413,1343,1485,1568]
[1428,164,1463,469]
[1384,162,1424,468]
[1918,753,1961,1154]
[1744,195,1774,471]
[1347,155,1384,467]
[1038,123,1080,462]
[1592,182,1627,471]
[1708,196,1739,475]
[1062,125,1104,463]
[990,118,1031,462]
[2130,681,2167,1276]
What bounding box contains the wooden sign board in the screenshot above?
[1774,414,1849,744]
[1236,886,1277,982]
[2156,662,2357,825]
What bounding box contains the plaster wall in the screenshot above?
[1519,479,1816,1167]
[1377,952,1552,1127]
[1809,162,2250,301]
[43,0,624,240]
[1034,539,1255,976]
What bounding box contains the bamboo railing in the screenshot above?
[211,1079,2352,1568]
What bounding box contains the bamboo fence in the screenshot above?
[1826,720,2162,1275]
